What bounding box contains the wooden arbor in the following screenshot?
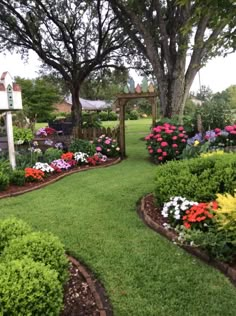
[116,92,158,158]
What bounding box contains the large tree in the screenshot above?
[109,0,236,118]
[0,0,128,129]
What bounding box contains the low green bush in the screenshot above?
[154,153,236,206]
[0,158,11,175]
[10,169,25,186]
[2,232,69,284]
[69,139,96,156]
[13,126,34,144]
[0,258,63,316]
[0,218,32,254]
[43,148,63,163]
[108,111,118,121]
[99,111,108,121]
[129,110,139,120]
[0,171,9,191]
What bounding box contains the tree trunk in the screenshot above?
[71,86,82,133]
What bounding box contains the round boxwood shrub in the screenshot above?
[2,232,69,284]
[0,258,63,316]
[129,110,139,120]
[0,218,32,254]
[155,153,236,206]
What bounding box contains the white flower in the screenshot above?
[33,162,54,173]
[74,152,89,163]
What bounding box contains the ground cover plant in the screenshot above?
[0,119,236,315]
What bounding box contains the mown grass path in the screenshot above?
[1,119,236,315]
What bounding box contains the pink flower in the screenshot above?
[96,146,102,151]
[172,144,178,148]
[225,126,234,132]
[178,133,184,138]
[149,149,154,154]
[163,123,171,128]
[158,156,163,161]
[157,138,163,142]
[181,139,186,143]
[176,150,179,154]
[171,125,176,130]
[165,129,173,134]
[230,130,236,135]
[162,152,167,156]
[145,136,150,140]
[148,146,152,149]
[172,136,177,140]
[157,148,162,153]
[214,128,221,133]
[161,142,168,147]
[105,140,111,145]
[178,126,184,131]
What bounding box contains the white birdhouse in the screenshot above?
[0,72,22,110]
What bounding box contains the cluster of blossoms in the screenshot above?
[162,197,198,226]
[87,154,101,166]
[50,159,71,171]
[61,152,74,161]
[182,201,217,230]
[93,135,120,157]
[74,152,89,164]
[36,127,56,137]
[25,168,45,181]
[33,162,55,173]
[145,123,188,163]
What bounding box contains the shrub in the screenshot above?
[0,171,9,191]
[10,169,25,186]
[43,148,63,163]
[93,135,120,157]
[145,123,188,163]
[0,258,63,316]
[0,158,11,175]
[2,232,69,284]
[99,111,108,121]
[129,110,139,120]
[108,111,118,121]
[69,139,96,156]
[154,153,236,206]
[13,127,33,144]
[0,218,32,254]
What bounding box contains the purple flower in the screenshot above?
[51,159,71,170]
[187,133,203,145]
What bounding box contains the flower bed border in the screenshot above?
[137,194,236,286]
[0,158,121,199]
[68,255,113,316]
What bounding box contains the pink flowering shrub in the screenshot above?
[93,135,120,157]
[145,123,188,163]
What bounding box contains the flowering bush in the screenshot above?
[93,135,120,157]
[50,159,71,171]
[61,152,74,161]
[33,162,55,174]
[25,168,45,181]
[161,197,198,227]
[36,127,56,137]
[182,201,217,230]
[87,154,101,166]
[74,152,89,165]
[145,123,188,163]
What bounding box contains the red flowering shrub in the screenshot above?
[182,201,218,230]
[145,123,188,163]
[61,152,74,161]
[25,168,45,182]
[87,155,101,166]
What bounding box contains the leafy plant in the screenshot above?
[2,232,69,284]
[10,169,26,186]
[69,139,96,156]
[129,110,139,120]
[43,148,63,163]
[0,171,9,191]
[0,218,32,254]
[0,258,63,316]
[13,126,33,144]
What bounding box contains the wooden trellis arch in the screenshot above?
[116,92,158,158]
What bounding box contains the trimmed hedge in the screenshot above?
[0,258,63,316]
[0,218,32,254]
[2,232,69,284]
[155,153,236,206]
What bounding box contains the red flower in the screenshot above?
[178,126,184,131]
[161,141,168,147]
[157,148,162,153]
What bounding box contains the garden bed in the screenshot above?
[138,194,236,286]
[0,157,120,199]
[62,256,112,316]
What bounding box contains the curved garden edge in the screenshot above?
[0,157,121,199]
[67,255,113,316]
[137,194,236,287]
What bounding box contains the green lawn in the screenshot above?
[1,119,236,315]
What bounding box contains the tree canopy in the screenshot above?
[109,0,236,118]
[0,0,128,128]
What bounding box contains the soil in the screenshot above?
[0,158,119,199]
[140,194,236,285]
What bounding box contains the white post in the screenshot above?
[6,111,16,169]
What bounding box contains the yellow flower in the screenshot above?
[200,150,224,158]
[193,140,200,147]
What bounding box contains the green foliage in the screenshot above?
[0,158,11,175]
[180,142,210,159]
[0,258,63,316]
[2,232,69,284]
[107,111,118,121]
[99,111,109,121]
[82,112,102,128]
[129,110,139,120]
[69,139,96,156]
[10,169,25,186]
[43,148,63,163]
[0,172,9,191]
[13,127,33,144]
[0,218,32,254]
[155,153,236,206]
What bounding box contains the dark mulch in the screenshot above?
[0,158,119,199]
[61,262,99,316]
